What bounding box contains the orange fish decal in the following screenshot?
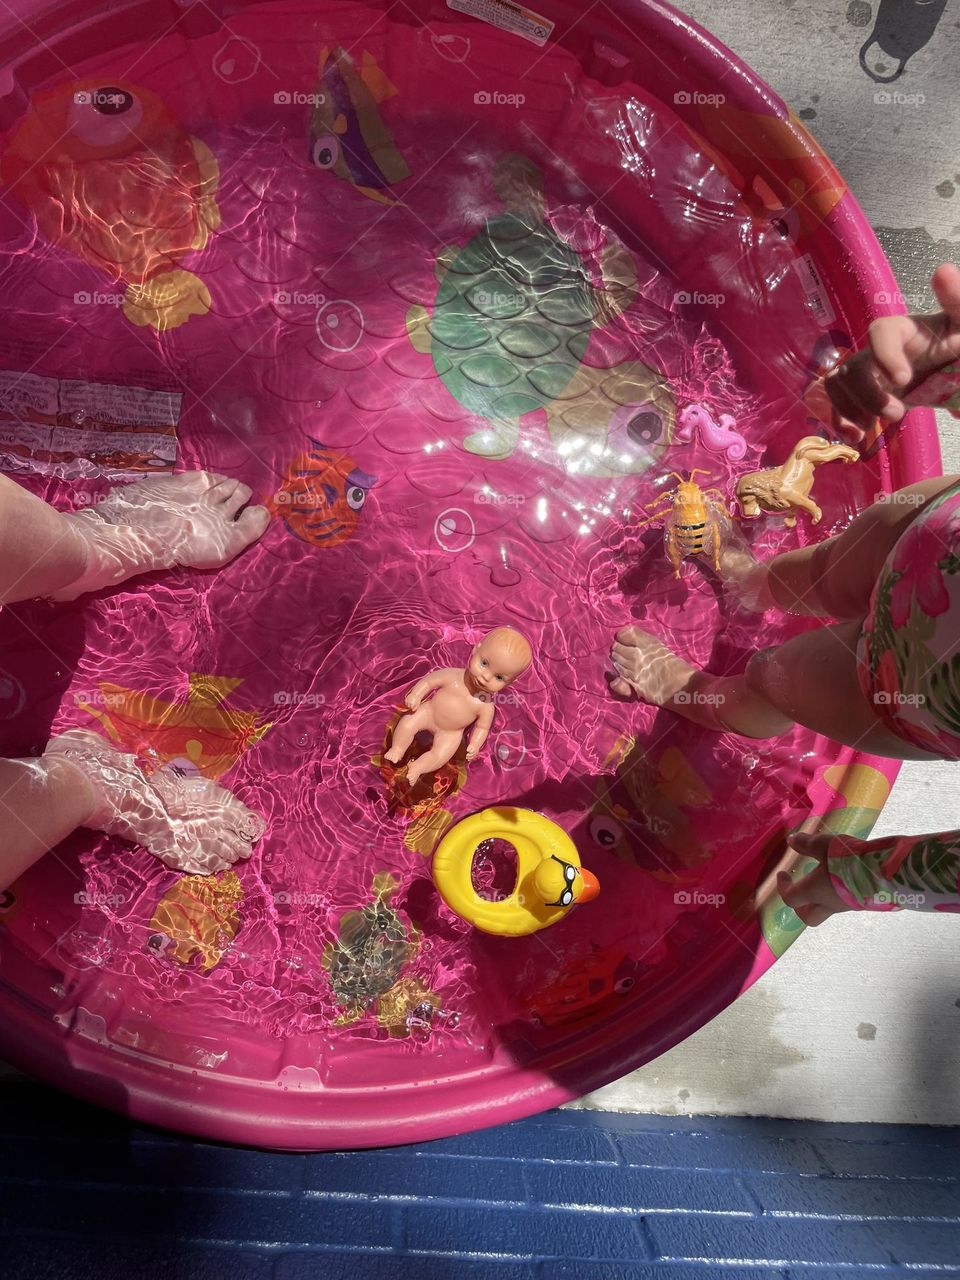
[1,78,221,330]
[694,104,846,243]
[588,736,708,876]
[267,441,376,547]
[656,746,712,808]
[310,46,411,204]
[77,674,269,780]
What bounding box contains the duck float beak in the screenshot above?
[578,868,600,903]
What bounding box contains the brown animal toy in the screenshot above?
[735,436,859,528]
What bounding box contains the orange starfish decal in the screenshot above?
[695,104,846,239]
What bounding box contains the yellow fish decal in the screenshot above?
[149,870,243,972]
[77,673,270,780]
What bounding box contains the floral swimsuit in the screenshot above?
[828,379,960,910]
[856,478,960,761]
[828,831,960,914]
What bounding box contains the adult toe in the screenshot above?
[233,504,271,546]
[608,676,635,699]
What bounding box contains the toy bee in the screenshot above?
[637,470,729,578]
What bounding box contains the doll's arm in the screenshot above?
[465,703,495,761]
[405,669,450,711]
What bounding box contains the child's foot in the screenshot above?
[610,626,698,705]
[45,728,265,875]
[610,626,736,731]
[51,472,270,601]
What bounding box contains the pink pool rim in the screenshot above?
[0,0,940,1150]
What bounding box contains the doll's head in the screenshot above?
[467,627,532,694]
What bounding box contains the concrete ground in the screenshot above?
[573,0,960,1126]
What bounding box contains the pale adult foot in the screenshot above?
[45,728,265,875]
[51,471,270,601]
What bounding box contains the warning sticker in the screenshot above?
[0,371,180,479]
[793,253,837,328]
[447,0,554,47]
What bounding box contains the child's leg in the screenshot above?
[611,622,941,760]
[723,475,960,619]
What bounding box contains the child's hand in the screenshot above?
[825,262,960,430]
[776,831,855,927]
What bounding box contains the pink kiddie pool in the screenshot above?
[0,0,940,1149]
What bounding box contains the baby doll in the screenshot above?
[610,262,960,925]
[385,627,532,786]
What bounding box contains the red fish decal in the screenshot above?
[267,441,376,547]
[522,946,642,1029]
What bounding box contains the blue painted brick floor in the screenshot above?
[2,1084,959,1278]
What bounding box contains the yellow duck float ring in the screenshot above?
[432,806,600,937]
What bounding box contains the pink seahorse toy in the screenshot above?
[676,403,748,461]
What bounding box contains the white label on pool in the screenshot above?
[447,0,554,47]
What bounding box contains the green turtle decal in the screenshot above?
[406,153,675,474]
[322,872,420,1025]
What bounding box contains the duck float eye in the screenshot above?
[431,807,599,937]
[544,857,578,907]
